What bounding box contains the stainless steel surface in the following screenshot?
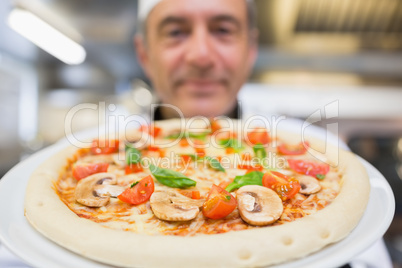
[0,56,39,176]
[349,136,402,268]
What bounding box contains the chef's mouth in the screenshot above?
[176,79,226,96]
[190,90,216,98]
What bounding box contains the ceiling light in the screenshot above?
[7,8,86,65]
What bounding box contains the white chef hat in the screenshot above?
[137,0,163,22]
[137,0,254,22]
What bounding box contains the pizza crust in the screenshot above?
[24,119,370,267]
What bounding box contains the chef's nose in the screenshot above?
[185,26,214,69]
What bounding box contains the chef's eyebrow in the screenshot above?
[157,14,242,32]
[210,15,242,29]
[157,16,188,32]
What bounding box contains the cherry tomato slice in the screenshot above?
[178,190,191,198]
[195,148,206,157]
[125,163,144,174]
[192,190,201,199]
[210,119,222,134]
[218,180,232,190]
[277,142,309,155]
[225,147,235,154]
[118,175,154,205]
[237,164,264,174]
[287,159,330,178]
[189,140,205,156]
[90,139,119,155]
[241,153,252,161]
[72,163,109,180]
[177,190,201,199]
[262,171,288,186]
[180,155,193,163]
[262,171,301,201]
[202,185,237,220]
[247,128,270,145]
[139,125,162,137]
[147,146,165,157]
[179,139,189,147]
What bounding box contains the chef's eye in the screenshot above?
[163,25,189,39]
[168,29,185,37]
[211,23,237,38]
[215,27,231,35]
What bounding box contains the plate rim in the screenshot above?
[0,141,396,268]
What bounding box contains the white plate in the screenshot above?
[0,141,395,268]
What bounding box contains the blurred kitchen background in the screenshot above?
[1,0,402,266]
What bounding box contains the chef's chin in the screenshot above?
[179,97,229,118]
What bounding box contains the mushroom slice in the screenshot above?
[75,173,117,207]
[94,184,125,198]
[237,185,283,226]
[298,175,321,195]
[150,190,205,221]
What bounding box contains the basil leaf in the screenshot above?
[225,171,264,192]
[165,131,210,140]
[130,181,139,188]
[316,174,325,180]
[191,131,210,139]
[165,133,184,140]
[180,154,197,161]
[218,138,244,152]
[253,144,266,160]
[149,164,196,189]
[126,146,141,165]
[205,156,225,172]
[180,154,205,163]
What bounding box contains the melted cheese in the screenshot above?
[55,135,342,237]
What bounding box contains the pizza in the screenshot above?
[24,118,370,267]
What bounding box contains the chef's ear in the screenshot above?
[134,35,153,79]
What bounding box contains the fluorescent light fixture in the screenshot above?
[7,8,86,65]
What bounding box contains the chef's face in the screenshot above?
[136,0,257,118]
